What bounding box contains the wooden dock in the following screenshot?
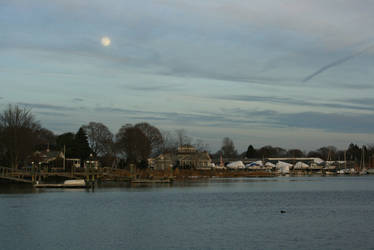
[0,167,33,183]
[0,166,276,186]
[131,179,172,184]
[0,166,120,185]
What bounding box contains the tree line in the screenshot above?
[211,138,373,164]
[234,143,373,163]
[0,105,207,169]
[0,104,372,169]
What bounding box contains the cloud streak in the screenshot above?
[94,107,259,127]
[303,45,374,82]
[274,112,374,134]
[72,98,84,102]
[224,108,374,134]
[94,106,374,134]
[220,95,374,112]
[17,102,78,111]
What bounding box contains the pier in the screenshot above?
[0,166,131,186]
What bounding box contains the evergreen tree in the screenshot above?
[246,145,256,158]
[56,132,75,157]
[73,127,92,163]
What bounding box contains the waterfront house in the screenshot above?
[66,158,81,168]
[32,149,64,164]
[176,145,212,169]
[149,153,173,171]
[31,149,65,169]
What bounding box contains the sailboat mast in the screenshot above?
[362,146,365,170]
[344,150,347,169]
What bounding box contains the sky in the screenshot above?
[1,0,374,152]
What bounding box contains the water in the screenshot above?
[1,176,374,250]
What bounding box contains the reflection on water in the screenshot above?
[1,176,374,250]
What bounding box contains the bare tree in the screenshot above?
[83,122,113,157]
[194,139,209,152]
[0,105,40,169]
[135,122,163,156]
[257,145,286,158]
[175,129,191,147]
[115,125,151,164]
[35,128,56,150]
[160,130,178,154]
[287,149,305,158]
[317,146,337,160]
[221,137,237,158]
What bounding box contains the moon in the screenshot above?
[101,36,111,47]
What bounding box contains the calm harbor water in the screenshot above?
[1,176,374,250]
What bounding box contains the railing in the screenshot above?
[0,167,21,176]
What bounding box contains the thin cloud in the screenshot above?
[94,106,261,127]
[122,83,181,92]
[18,102,77,111]
[224,108,374,134]
[72,98,84,102]
[219,95,374,112]
[342,98,374,106]
[35,111,69,117]
[274,112,374,134]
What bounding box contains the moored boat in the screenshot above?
[367,169,374,174]
[34,179,87,188]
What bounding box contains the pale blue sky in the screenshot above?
[1,0,374,152]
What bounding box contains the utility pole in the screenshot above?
[63,145,66,171]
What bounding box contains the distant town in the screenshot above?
[1,104,373,187]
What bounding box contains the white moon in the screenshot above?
[101,36,111,47]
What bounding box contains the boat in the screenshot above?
[325,171,336,175]
[359,169,368,175]
[367,169,374,174]
[357,146,368,175]
[337,169,345,174]
[34,179,87,188]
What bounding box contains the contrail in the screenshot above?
[302,45,374,82]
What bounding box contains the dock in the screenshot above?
[131,179,172,184]
[0,166,122,186]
